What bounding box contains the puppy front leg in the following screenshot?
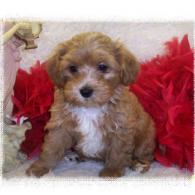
[26,129,73,177]
[99,134,133,178]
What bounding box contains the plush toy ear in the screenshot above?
[45,43,67,88]
[114,41,139,85]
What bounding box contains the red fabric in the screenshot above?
[130,35,194,171]
[12,61,54,159]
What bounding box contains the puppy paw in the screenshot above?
[131,160,150,173]
[26,160,49,178]
[99,168,124,178]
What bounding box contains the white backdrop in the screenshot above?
[20,22,193,69]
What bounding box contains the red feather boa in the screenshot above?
[12,35,194,171]
[12,62,54,158]
[131,35,194,171]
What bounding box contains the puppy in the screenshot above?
[26,32,155,177]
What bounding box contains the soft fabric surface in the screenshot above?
[4,156,191,179]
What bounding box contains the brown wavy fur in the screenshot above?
[26,32,155,177]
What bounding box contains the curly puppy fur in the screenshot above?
[26,32,155,177]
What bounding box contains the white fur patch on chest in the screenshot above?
[70,106,106,158]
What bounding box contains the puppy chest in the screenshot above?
[71,107,105,158]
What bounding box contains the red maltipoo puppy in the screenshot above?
[26,32,155,177]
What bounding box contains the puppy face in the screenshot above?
[46,32,139,107]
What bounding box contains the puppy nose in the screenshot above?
[80,86,93,98]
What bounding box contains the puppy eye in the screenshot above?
[98,63,108,73]
[69,65,78,73]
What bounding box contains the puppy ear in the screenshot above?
[45,43,67,88]
[114,41,139,85]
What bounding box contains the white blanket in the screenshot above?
[4,156,191,178]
